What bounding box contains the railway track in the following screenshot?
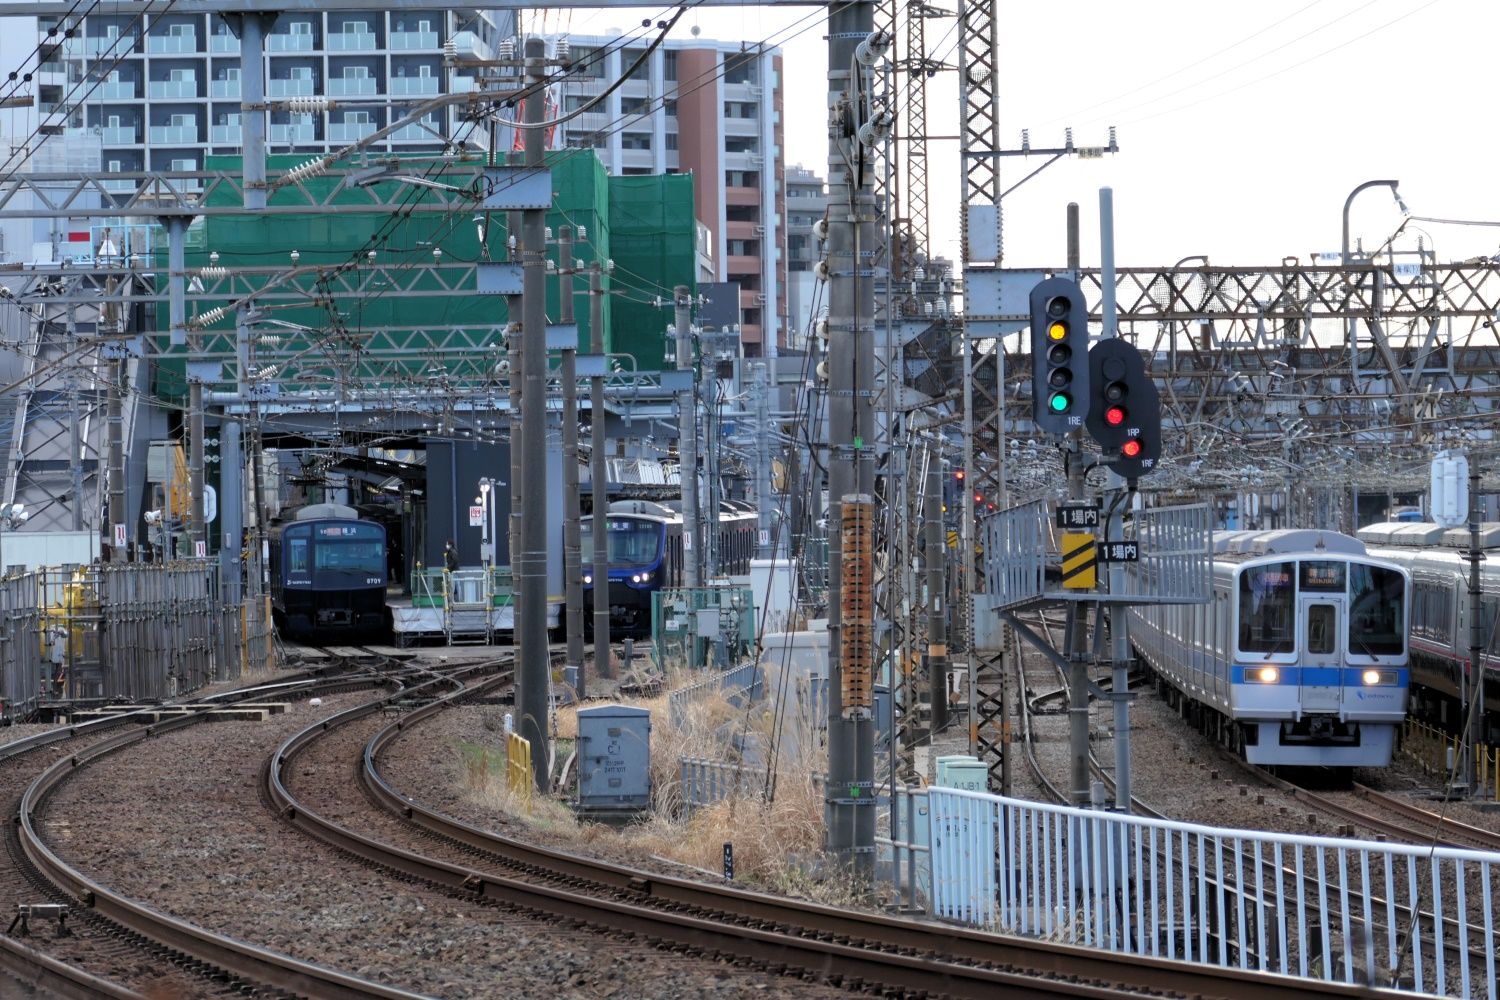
[260,636,1402,1000]
[11,653,436,999]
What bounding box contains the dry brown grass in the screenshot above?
[461,666,863,905]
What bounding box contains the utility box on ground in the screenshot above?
[935,754,988,791]
[576,704,652,820]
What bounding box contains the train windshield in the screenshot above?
[311,524,385,578]
[1348,563,1404,655]
[1239,561,1295,653]
[581,519,662,567]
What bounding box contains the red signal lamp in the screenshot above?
[954,469,965,482]
[1104,406,1126,427]
[974,492,984,504]
[1121,439,1143,458]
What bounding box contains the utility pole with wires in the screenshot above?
[825,3,885,882]
[560,226,585,693]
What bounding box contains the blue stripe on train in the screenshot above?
[1229,666,1409,685]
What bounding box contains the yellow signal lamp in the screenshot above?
[1047,320,1068,341]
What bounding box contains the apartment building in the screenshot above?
[19,8,516,185]
[784,163,827,350]
[555,35,786,356]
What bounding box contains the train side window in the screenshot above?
[289,538,308,574]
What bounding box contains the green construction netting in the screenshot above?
[607,173,698,371]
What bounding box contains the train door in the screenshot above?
[1299,596,1344,712]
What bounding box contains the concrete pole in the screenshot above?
[231,13,272,212]
[675,286,699,588]
[560,228,585,687]
[754,362,774,559]
[704,352,720,579]
[517,38,550,791]
[508,211,523,577]
[589,264,609,683]
[1065,449,1092,808]
[1100,188,1132,811]
[826,0,878,878]
[66,307,83,530]
[924,446,948,734]
[220,419,243,603]
[107,355,126,562]
[1466,462,1483,794]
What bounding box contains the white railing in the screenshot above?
[679,757,754,808]
[266,33,314,52]
[147,80,197,101]
[392,120,441,142]
[389,76,439,97]
[99,81,136,100]
[926,787,1499,998]
[209,33,239,53]
[145,34,196,54]
[267,78,314,98]
[269,123,315,144]
[209,124,241,145]
[328,121,376,143]
[328,77,377,97]
[327,31,377,52]
[209,79,240,99]
[100,126,138,144]
[389,30,439,51]
[148,125,198,145]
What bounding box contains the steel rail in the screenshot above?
[340,655,1400,999]
[16,673,425,1000]
[0,934,146,1000]
[1351,783,1500,854]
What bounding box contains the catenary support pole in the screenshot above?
[517,38,550,792]
[220,419,243,604]
[826,0,878,879]
[1100,187,1132,812]
[1466,461,1483,795]
[560,227,585,690]
[1066,448,1091,808]
[107,354,126,561]
[924,445,948,735]
[589,263,609,683]
[66,307,83,531]
[675,286,699,588]
[754,362,774,559]
[230,13,273,212]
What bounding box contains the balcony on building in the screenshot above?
[146,29,198,55]
[100,124,139,144]
[209,73,240,99]
[389,74,439,98]
[328,115,376,143]
[209,30,239,54]
[210,116,241,144]
[148,72,198,101]
[149,122,199,145]
[267,22,316,52]
[392,116,442,142]
[327,19,378,52]
[82,34,138,57]
[267,75,315,98]
[328,70,378,98]
[98,78,137,100]
[389,18,440,51]
[270,121,316,145]
[448,31,483,59]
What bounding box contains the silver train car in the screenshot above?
[1128,530,1410,769]
[1357,521,1500,734]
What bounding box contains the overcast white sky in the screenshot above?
[562,0,1495,271]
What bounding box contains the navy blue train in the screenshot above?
[268,502,389,641]
[580,500,758,638]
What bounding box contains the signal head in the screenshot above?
[1121,439,1142,458]
[1048,391,1072,413]
[1105,406,1126,427]
[1047,320,1068,341]
[954,469,965,482]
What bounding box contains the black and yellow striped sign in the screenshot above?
[1061,531,1097,589]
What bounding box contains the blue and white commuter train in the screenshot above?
[1128,529,1410,769]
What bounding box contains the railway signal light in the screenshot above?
[1084,338,1161,479]
[1029,276,1090,434]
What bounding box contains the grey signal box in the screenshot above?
[576,705,652,816]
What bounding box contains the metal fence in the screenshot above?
[1,561,264,720]
[680,756,756,808]
[980,499,1049,610]
[651,586,756,673]
[926,787,1499,998]
[667,659,763,727]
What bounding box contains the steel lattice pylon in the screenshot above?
[956,0,1006,786]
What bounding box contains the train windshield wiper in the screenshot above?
[1349,634,1381,661]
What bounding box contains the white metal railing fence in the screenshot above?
[679,757,755,809]
[927,787,1498,998]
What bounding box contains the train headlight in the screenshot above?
[1362,669,1395,686]
[1256,666,1279,684]
[631,573,643,583]
[583,574,592,585]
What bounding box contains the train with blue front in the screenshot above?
[1128,529,1410,771]
[268,502,389,642]
[580,500,758,638]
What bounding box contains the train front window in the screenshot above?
[580,520,661,568]
[1239,562,1294,653]
[288,538,308,574]
[1307,604,1335,655]
[314,541,385,576]
[1349,563,1404,655]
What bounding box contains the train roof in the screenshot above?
[1212,529,1367,557]
[281,502,359,522]
[1357,520,1500,549]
